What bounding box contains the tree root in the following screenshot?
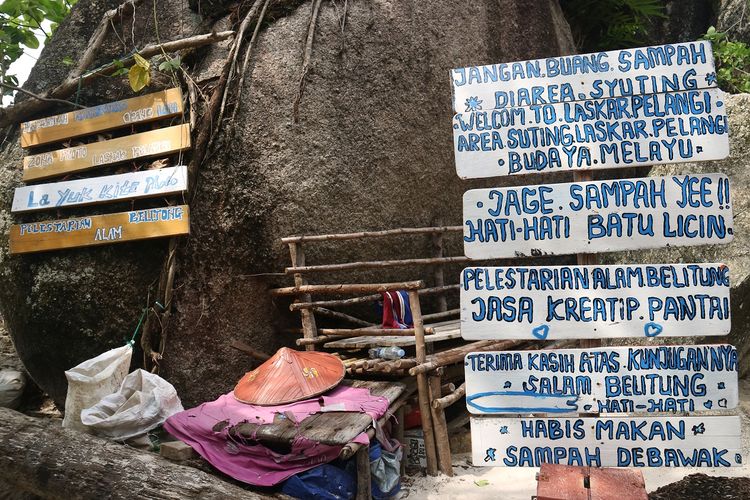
[293,0,323,123]
[230,0,273,124]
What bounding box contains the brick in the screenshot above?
[536,463,589,500]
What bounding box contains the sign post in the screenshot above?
[451,40,739,478]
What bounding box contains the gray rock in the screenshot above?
[604,93,750,377]
[718,0,750,43]
[0,0,576,407]
[647,0,716,45]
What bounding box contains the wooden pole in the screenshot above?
[355,447,372,500]
[431,219,448,313]
[433,382,466,410]
[409,340,523,375]
[285,256,470,274]
[311,307,374,327]
[281,225,463,243]
[271,281,425,296]
[289,284,458,310]
[408,290,439,476]
[429,373,454,476]
[289,242,318,351]
[395,405,406,476]
[422,308,460,322]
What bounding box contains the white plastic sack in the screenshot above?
[0,369,25,409]
[63,344,132,433]
[81,368,183,441]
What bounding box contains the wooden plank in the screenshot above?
[13,166,188,213]
[460,264,731,340]
[451,41,717,114]
[323,328,461,349]
[9,205,189,255]
[22,123,191,182]
[453,88,729,179]
[463,173,734,259]
[464,345,739,414]
[20,88,183,147]
[232,380,404,446]
[470,415,742,467]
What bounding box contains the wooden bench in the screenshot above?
[271,226,531,477]
[230,379,406,500]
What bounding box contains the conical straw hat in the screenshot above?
[233,347,345,405]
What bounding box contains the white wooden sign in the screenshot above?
[453,88,729,179]
[463,173,733,259]
[460,264,730,340]
[451,41,717,114]
[470,415,742,467]
[464,345,738,414]
[12,166,188,213]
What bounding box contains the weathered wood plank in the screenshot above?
[470,415,742,467]
[463,173,734,259]
[22,123,191,181]
[464,345,738,414]
[232,380,405,446]
[453,89,728,179]
[460,264,731,340]
[451,41,717,114]
[13,166,188,213]
[20,88,183,147]
[9,205,189,254]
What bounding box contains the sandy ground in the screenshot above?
[402,379,750,499]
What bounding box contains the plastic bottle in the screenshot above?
[368,347,406,360]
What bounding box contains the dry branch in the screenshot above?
[0,31,234,128]
[281,226,463,243]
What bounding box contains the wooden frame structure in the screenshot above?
[270,226,533,476]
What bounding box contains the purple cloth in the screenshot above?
[163,385,389,486]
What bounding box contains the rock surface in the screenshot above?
[718,0,750,42]
[605,93,750,377]
[0,0,576,406]
[647,0,715,45]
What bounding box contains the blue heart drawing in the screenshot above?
[583,404,592,411]
[503,381,511,389]
[644,322,663,337]
[703,400,713,409]
[532,324,550,340]
[736,454,742,464]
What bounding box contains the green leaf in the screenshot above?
[474,480,490,487]
[61,55,73,66]
[158,56,181,73]
[22,30,40,49]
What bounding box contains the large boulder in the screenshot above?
[0,0,576,406]
[605,93,750,377]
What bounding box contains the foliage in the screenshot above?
[702,26,750,94]
[0,0,78,94]
[128,53,151,92]
[561,0,666,52]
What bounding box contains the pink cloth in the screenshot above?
[163,385,389,486]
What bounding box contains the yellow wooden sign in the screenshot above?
[22,124,191,182]
[9,205,189,255]
[20,88,184,148]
